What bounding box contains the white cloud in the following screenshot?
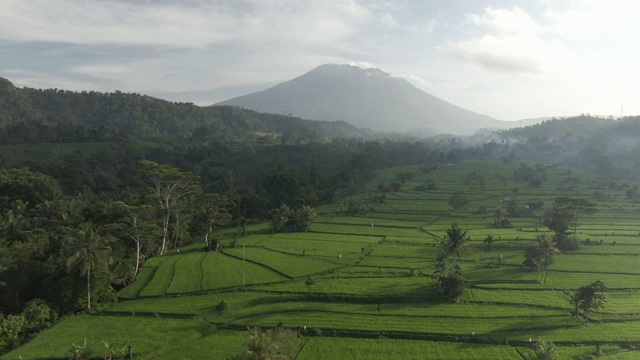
[349,61,378,69]
[467,7,540,35]
[0,0,374,48]
[442,6,564,75]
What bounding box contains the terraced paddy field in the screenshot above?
[5,159,640,359]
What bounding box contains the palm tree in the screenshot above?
[66,223,111,309]
[441,223,469,275]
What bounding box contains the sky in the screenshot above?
[0,0,638,121]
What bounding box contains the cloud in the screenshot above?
[441,6,561,75]
[349,61,378,69]
[390,73,430,87]
[444,33,561,75]
[0,0,375,49]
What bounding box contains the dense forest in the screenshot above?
[2,81,640,354]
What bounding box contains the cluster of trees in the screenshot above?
[521,197,597,271]
[434,224,469,302]
[269,204,317,233]
[566,280,607,323]
[0,163,238,351]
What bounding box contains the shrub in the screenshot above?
[436,275,466,302]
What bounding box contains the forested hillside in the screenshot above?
[0,77,362,143]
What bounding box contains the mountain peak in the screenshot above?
[217,64,505,134]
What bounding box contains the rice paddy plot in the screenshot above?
[258,276,428,296]
[369,243,439,257]
[200,251,285,290]
[464,266,543,285]
[165,252,207,294]
[551,253,640,274]
[316,215,420,229]
[598,291,640,315]
[0,315,207,360]
[467,289,568,309]
[265,232,382,244]
[298,337,521,360]
[148,330,247,360]
[332,265,414,277]
[223,247,345,278]
[104,291,267,317]
[375,302,566,319]
[258,238,375,259]
[358,255,432,269]
[117,266,157,299]
[137,254,181,297]
[231,310,576,337]
[569,244,640,255]
[506,319,640,343]
[310,222,419,237]
[543,271,640,290]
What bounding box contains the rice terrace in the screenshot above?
[5,153,640,359]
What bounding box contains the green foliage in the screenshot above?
[0,168,61,212]
[68,337,95,360]
[543,197,597,237]
[566,280,607,322]
[447,192,468,210]
[530,339,558,360]
[441,223,469,275]
[524,234,560,271]
[483,235,494,250]
[21,299,57,334]
[139,160,201,255]
[0,312,25,352]
[230,327,301,360]
[215,300,228,315]
[270,204,316,233]
[436,274,466,303]
[101,341,130,360]
[66,223,112,310]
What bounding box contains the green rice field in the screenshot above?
[5,159,640,359]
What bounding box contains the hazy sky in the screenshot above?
[1,0,638,121]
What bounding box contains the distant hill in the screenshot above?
[217,64,509,134]
[0,77,363,143]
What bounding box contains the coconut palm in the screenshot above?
[66,223,111,309]
[441,223,469,275]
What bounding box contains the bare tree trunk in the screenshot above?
[451,253,456,276]
[87,267,91,310]
[134,237,141,279]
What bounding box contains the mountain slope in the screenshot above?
[217,64,508,134]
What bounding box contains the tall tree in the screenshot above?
[544,197,597,237]
[441,223,469,275]
[66,223,111,310]
[111,201,160,280]
[198,193,232,248]
[139,160,200,255]
[294,205,316,232]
